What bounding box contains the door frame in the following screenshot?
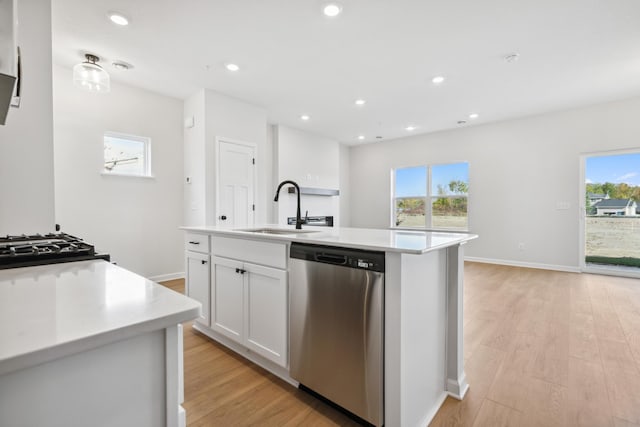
[579,147,640,278]
[215,136,258,228]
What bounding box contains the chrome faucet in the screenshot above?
[274,180,303,229]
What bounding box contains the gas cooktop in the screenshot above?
[0,233,110,270]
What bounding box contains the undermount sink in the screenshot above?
[234,227,320,235]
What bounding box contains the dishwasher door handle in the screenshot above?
[315,253,347,265]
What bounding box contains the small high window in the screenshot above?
[103,132,151,177]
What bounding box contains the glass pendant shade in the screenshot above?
[73,54,110,93]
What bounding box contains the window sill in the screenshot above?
[391,226,470,234]
[100,172,155,179]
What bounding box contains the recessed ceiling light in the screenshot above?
[357,135,365,140]
[405,126,417,131]
[112,62,130,71]
[225,63,240,72]
[323,3,342,17]
[469,113,479,119]
[300,115,311,121]
[108,12,129,26]
[504,53,520,63]
[432,76,445,85]
[355,99,366,106]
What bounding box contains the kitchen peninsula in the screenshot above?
[182,225,477,427]
[0,260,201,427]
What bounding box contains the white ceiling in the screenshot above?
[52,0,640,145]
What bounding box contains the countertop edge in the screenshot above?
[0,304,200,377]
[181,225,479,254]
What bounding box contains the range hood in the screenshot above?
[1,0,19,125]
[0,73,17,125]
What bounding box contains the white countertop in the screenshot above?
[0,260,201,375]
[182,225,478,254]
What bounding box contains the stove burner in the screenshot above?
[0,233,110,269]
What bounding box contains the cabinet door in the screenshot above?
[185,251,210,325]
[244,263,288,367]
[211,256,244,343]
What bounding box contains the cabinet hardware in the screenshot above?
[201,260,207,265]
[220,215,227,220]
[188,241,200,245]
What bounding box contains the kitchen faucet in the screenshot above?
[274,180,303,229]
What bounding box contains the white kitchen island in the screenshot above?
[182,225,477,427]
[0,260,201,427]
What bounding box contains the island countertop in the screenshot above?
[0,260,201,376]
[181,225,477,254]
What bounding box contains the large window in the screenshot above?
[393,162,469,230]
[103,132,151,177]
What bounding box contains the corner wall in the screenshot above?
[349,97,640,270]
[272,125,341,226]
[183,89,269,227]
[0,0,55,234]
[52,64,184,279]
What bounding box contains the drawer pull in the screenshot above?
[188,241,200,245]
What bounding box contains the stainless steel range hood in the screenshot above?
[1,0,19,125]
[0,73,17,125]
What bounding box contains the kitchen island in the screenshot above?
[0,260,201,427]
[182,225,477,427]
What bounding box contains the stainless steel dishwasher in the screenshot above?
[289,242,384,426]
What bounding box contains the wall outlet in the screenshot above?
[518,242,525,251]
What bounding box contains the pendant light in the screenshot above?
[73,54,111,93]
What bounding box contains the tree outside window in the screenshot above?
[393,162,469,230]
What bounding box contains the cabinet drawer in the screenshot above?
[185,232,210,253]
[212,236,287,269]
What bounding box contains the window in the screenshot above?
[393,162,469,230]
[103,132,151,177]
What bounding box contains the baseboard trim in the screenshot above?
[464,257,580,273]
[148,272,185,283]
[419,392,448,427]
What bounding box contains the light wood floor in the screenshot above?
[160,262,640,426]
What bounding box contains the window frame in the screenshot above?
[102,131,153,178]
[391,161,469,231]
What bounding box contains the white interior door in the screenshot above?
[217,139,256,228]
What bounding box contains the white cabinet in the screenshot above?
[244,262,288,366]
[210,255,244,341]
[185,251,210,325]
[211,255,288,367]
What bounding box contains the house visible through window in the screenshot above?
[103,132,151,177]
[393,162,469,230]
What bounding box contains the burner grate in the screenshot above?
[0,233,110,269]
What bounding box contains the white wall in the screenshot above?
[339,143,351,226]
[0,0,55,235]
[183,89,268,227]
[273,125,341,226]
[53,64,184,280]
[349,96,640,270]
[183,91,206,226]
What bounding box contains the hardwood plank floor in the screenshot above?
[159,262,640,426]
